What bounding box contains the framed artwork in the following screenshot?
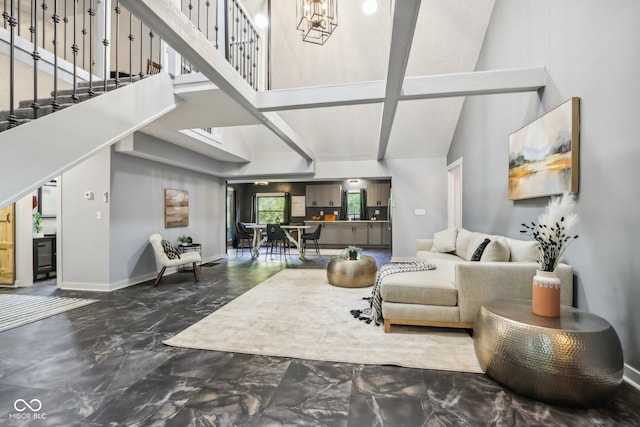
[508,97,580,200]
[164,189,189,228]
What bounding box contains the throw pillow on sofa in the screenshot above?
[465,232,492,260]
[454,228,472,259]
[505,237,539,262]
[431,227,458,253]
[480,237,511,262]
[470,238,491,261]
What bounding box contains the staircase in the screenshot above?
[0,76,143,133]
[0,72,176,209]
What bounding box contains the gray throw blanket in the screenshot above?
[351,262,437,326]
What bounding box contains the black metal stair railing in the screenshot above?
[0,0,165,132]
[1,0,265,132]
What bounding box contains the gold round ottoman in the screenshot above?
[326,256,377,288]
[473,299,624,407]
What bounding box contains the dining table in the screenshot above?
[246,224,311,259]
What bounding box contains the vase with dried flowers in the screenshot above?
[520,192,579,317]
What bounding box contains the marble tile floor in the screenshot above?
[0,249,639,426]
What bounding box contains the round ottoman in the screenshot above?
[326,256,377,288]
[473,299,624,407]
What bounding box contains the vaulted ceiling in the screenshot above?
[134,0,545,171]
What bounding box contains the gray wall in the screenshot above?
[110,149,227,287]
[60,148,112,287]
[448,0,640,370]
[60,141,227,291]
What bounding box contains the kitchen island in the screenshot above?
[304,220,390,247]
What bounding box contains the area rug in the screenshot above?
[0,294,99,333]
[164,269,482,373]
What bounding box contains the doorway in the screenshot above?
[447,158,463,229]
[0,204,16,286]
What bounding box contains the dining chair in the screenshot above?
[235,223,254,257]
[302,223,322,255]
[265,223,290,259]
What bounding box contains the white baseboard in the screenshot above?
[624,363,640,390]
[58,255,228,292]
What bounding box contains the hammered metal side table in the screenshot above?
[326,256,377,288]
[473,299,623,407]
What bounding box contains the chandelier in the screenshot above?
[296,0,338,45]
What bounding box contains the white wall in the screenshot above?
[448,0,640,372]
[14,194,34,287]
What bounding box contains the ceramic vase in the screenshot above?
[532,270,561,317]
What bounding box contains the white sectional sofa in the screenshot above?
[380,227,573,332]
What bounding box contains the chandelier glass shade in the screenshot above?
[296,0,338,45]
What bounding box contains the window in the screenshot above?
[256,193,286,224]
[347,191,361,220]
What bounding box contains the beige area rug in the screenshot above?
[164,269,482,373]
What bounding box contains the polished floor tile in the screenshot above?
[0,249,639,426]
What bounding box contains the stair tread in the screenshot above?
[1,75,146,133]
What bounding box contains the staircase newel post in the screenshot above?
[52,0,60,110]
[8,0,17,128]
[88,0,94,96]
[97,0,110,91]
[31,0,42,118]
[114,0,120,87]
[71,0,78,101]
[127,10,132,83]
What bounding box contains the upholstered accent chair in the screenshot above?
[149,233,201,286]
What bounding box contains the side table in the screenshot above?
[326,256,377,288]
[178,243,202,272]
[473,299,623,407]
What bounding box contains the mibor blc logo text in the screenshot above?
[9,398,47,421]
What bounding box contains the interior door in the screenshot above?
[0,204,16,286]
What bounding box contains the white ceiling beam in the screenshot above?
[377,0,422,161]
[255,68,546,111]
[257,81,386,111]
[118,0,315,161]
[402,67,547,99]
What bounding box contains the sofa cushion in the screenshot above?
[454,228,472,259]
[431,227,458,253]
[480,237,511,262]
[380,270,457,306]
[416,251,463,263]
[505,237,539,262]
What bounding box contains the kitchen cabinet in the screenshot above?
[368,222,391,246]
[340,223,368,246]
[307,221,390,247]
[319,223,340,244]
[366,183,390,207]
[305,184,342,207]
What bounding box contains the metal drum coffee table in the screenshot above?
[474,299,623,407]
[326,256,377,288]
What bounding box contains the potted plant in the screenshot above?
[178,235,192,246]
[33,211,44,237]
[520,192,579,317]
[343,245,362,261]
